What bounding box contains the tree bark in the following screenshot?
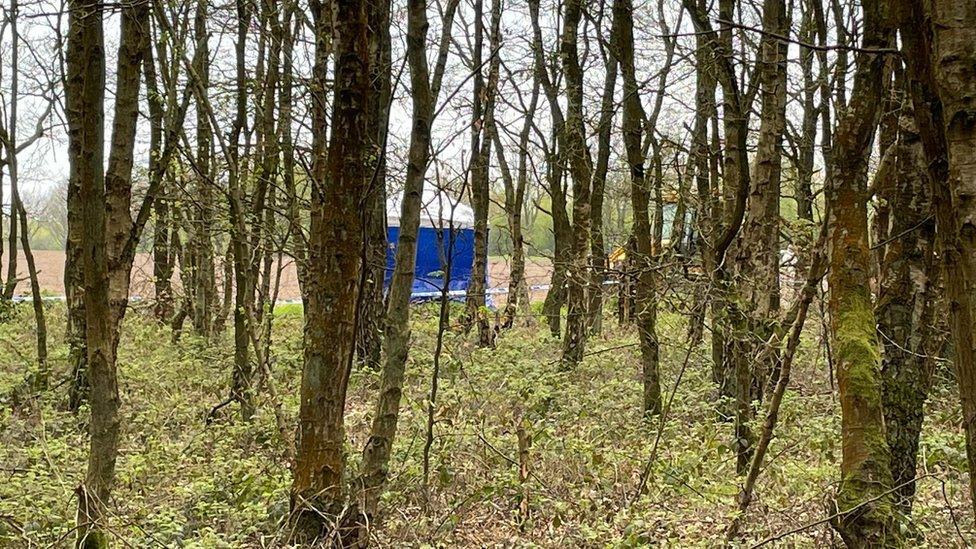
[559,0,593,369]
[290,0,371,540]
[530,0,571,339]
[359,0,460,523]
[65,1,114,545]
[876,108,937,514]
[494,64,538,328]
[825,0,903,542]
[190,0,217,337]
[587,6,618,335]
[356,0,393,370]
[227,0,255,421]
[897,0,976,520]
[726,0,789,473]
[145,35,175,324]
[466,0,496,347]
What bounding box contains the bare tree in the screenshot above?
[359,0,460,524]
[559,0,594,369]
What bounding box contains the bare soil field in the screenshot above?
[5,249,553,303]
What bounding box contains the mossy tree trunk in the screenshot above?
[825,0,903,542]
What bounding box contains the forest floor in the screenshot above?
[1,303,973,547]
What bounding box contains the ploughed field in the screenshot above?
[2,250,553,304]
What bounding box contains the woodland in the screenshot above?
[1,0,976,546]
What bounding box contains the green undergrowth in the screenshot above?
[0,303,972,546]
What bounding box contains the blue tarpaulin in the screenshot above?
[384,189,484,302]
[385,226,476,297]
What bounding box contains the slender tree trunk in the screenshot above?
[356,0,393,370]
[559,0,593,369]
[876,107,937,514]
[616,0,677,415]
[104,0,150,336]
[279,6,306,301]
[3,5,43,378]
[683,0,753,418]
[825,0,902,542]
[65,1,114,545]
[587,12,618,335]
[796,12,815,225]
[290,0,371,540]
[2,0,20,303]
[2,1,47,384]
[15,200,48,387]
[466,0,495,347]
[3,181,18,303]
[359,0,460,523]
[530,0,570,339]
[688,9,715,350]
[228,0,255,421]
[495,64,538,328]
[145,37,174,324]
[191,0,217,337]
[726,0,788,473]
[0,0,49,382]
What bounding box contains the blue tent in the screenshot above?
[385,189,482,300]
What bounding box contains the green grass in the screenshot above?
[0,303,971,546]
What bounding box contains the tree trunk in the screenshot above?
[559,0,593,369]
[494,63,538,328]
[927,0,976,519]
[104,0,150,335]
[530,0,570,339]
[825,0,902,542]
[466,0,496,348]
[897,0,976,519]
[876,107,937,514]
[727,0,788,473]
[2,0,48,384]
[65,1,114,545]
[290,0,371,540]
[145,37,175,324]
[190,0,217,337]
[228,0,255,421]
[587,13,618,335]
[356,0,393,370]
[359,0,460,523]
[683,0,753,418]
[15,199,48,388]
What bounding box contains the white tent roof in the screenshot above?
[387,187,475,229]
